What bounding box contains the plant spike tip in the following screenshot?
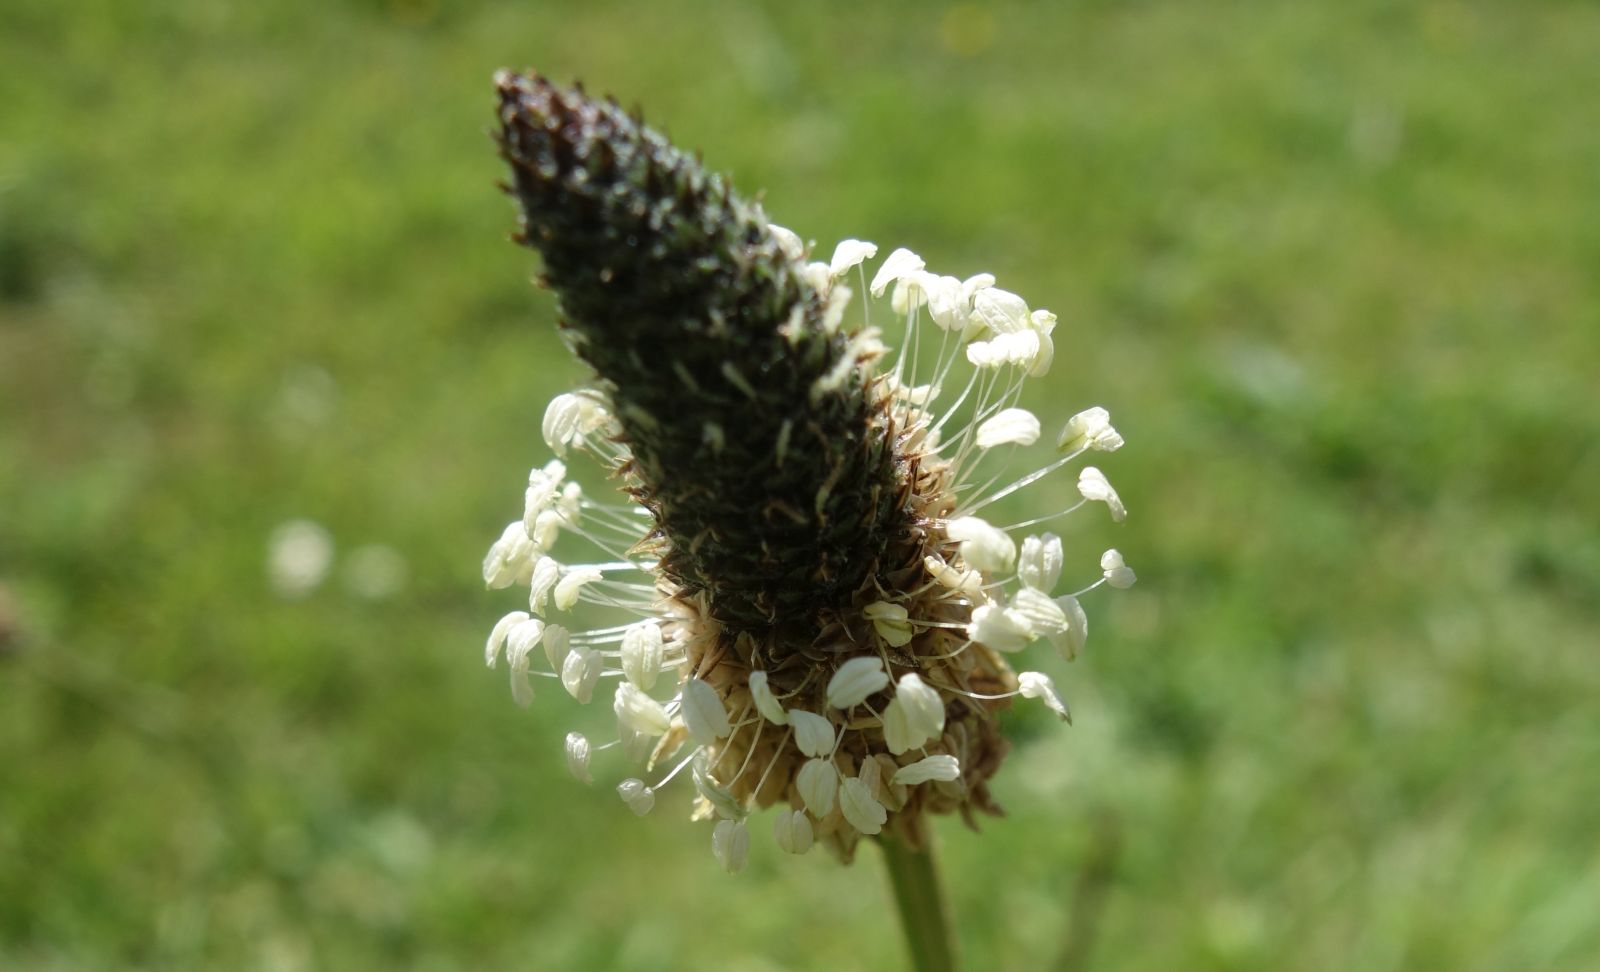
[495,71,898,633]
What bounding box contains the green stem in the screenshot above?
[880,836,958,972]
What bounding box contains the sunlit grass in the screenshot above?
[3,1,1598,968]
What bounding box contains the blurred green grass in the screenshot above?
[3,0,1598,969]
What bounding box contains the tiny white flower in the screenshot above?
[1009,587,1069,638]
[559,646,601,704]
[959,273,996,322]
[613,682,672,736]
[898,672,946,736]
[617,723,654,764]
[971,287,1032,335]
[1048,594,1089,661]
[682,677,732,745]
[527,555,560,615]
[541,623,571,670]
[1077,466,1127,522]
[882,697,915,755]
[748,670,788,725]
[1101,548,1137,589]
[767,223,805,262]
[918,273,968,331]
[863,601,914,647]
[526,509,562,551]
[960,339,994,369]
[712,818,750,874]
[1027,308,1056,377]
[620,622,664,690]
[523,460,566,527]
[564,731,593,784]
[788,709,836,757]
[924,553,984,596]
[509,671,535,709]
[552,566,603,611]
[892,379,939,406]
[960,330,998,367]
[1058,406,1123,454]
[892,754,961,786]
[891,272,931,316]
[882,673,945,755]
[558,481,583,523]
[505,617,545,662]
[1018,533,1064,592]
[968,603,1034,653]
[870,247,925,297]
[828,239,878,278]
[826,656,890,709]
[945,516,1017,573]
[839,776,888,835]
[1018,671,1071,722]
[542,395,584,456]
[485,610,530,668]
[820,283,853,335]
[802,260,832,294]
[796,758,839,816]
[772,808,814,855]
[483,521,535,590]
[505,617,546,707]
[617,778,655,816]
[966,331,1042,371]
[692,754,746,820]
[974,408,1042,449]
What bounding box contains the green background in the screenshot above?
[3,1,1598,969]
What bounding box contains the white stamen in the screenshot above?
[1018,533,1064,592]
[682,678,732,745]
[617,778,656,816]
[772,808,814,855]
[788,709,836,758]
[1048,594,1089,661]
[613,682,671,735]
[826,656,891,709]
[829,239,878,279]
[839,776,888,835]
[1101,548,1137,588]
[748,670,788,725]
[564,731,593,784]
[974,407,1041,449]
[945,516,1017,574]
[892,754,962,786]
[863,601,915,647]
[1077,467,1128,522]
[559,646,602,703]
[1018,671,1071,722]
[712,819,750,874]
[1058,406,1123,454]
[620,622,665,690]
[485,610,530,668]
[797,758,839,817]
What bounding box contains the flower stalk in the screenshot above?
[881,836,959,972]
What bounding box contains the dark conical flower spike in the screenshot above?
[495,70,898,632]
[481,71,1134,866]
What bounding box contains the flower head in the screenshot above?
[481,72,1133,866]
